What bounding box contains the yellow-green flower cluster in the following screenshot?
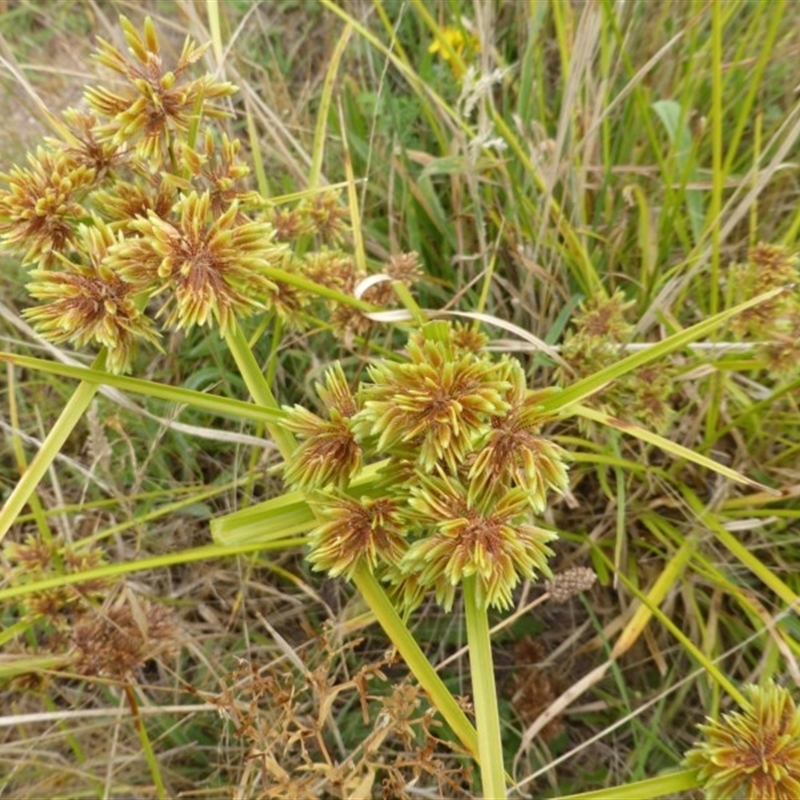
[263,194,423,340]
[684,681,800,800]
[0,16,417,373]
[0,16,286,373]
[283,321,569,611]
[0,9,420,372]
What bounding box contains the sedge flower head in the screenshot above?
[547,566,597,603]
[684,681,800,800]
[730,243,798,338]
[359,251,423,307]
[0,147,96,267]
[72,593,178,679]
[763,308,800,378]
[93,175,177,226]
[573,289,634,340]
[5,535,109,623]
[267,258,311,327]
[626,364,674,432]
[288,322,566,612]
[265,205,315,243]
[468,386,570,512]
[283,363,362,491]
[556,294,631,386]
[180,130,261,217]
[301,249,357,293]
[108,190,283,334]
[450,322,489,353]
[307,494,407,580]
[45,108,122,180]
[85,16,236,163]
[23,219,161,373]
[356,331,511,473]
[403,473,556,611]
[299,190,349,244]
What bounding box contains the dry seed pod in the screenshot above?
[547,566,596,603]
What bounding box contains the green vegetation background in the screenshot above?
[0,1,799,798]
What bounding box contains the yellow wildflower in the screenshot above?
[428,25,480,80]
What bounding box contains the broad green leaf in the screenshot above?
[652,98,704,243]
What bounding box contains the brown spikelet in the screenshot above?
[71,593,179,679]
[547,566,597,603]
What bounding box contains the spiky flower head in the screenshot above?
[85,16,236,163]
[92,174,177,225]
[301,249,357,293]
[283,363,362,491]
[71,593,179,678]
[556,290,677,432]
[450,322,489,353]
[45,108,122,179]
[730,243,799,338]
[355,326,511,473]
[108,191,283,334]
[557,290,632,377]
[468,374,569,511]
[402,472,556,611]
[573,289,634,340]
[684,681,800,800]
[180,130,262,217]
[5,535,109,623]
[0,147,96,267]
[626,363,674,432]
[299,190,349,244]
[358,251,422,307]
[307,494,407,579]
[289,321,566,611]
[23,219,161,373]
[725,242,800,377]
[265,204,315,243]
[763,307,800,378]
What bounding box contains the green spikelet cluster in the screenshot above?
[283,322,569,612]
[557,290,675,432]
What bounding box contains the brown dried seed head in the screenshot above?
[547,566,597,603]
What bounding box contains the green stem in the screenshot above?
[392,280,427,327]
[463,575,506,799]
[0,351,107,545]
[124,683,167,800]
[226,322,484,775]
[554,769,702,800]
[353,564,479,760]
[224,321,296,460]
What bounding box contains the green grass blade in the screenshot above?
[574,404,774,494]
[553,769,701,800]
[353,565,479,761]
[0,351,285,425]
[0,352,106,544]
[0,540,305,604]
[538,287,784,415]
